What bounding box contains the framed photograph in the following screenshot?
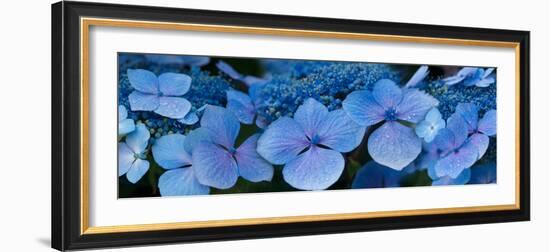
[52,1,530,250]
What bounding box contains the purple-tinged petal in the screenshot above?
[317,109,366,153]
[126,159,150,184]
[118,142,134,176]
[226,89,255,124]
[469,162,496,184]
[342,90,385,126]
[282,146,344,190]
[125,123,150,154]
[127,69,158,94]
[255,115,269,129]
[405,65,429,88]
[434,142,478,179]
[372,79,403,109]
[432,168,471,186]
[158,168,210,196]
[478,110,496,136]
[368,121,422,170]
[433,128,456,154]
[178,111,199,125]
[128,91,159,111]
[257,117,309,165]
[216,60,243,80]
[118,105,128,121]
[152,134,192,169]
[158,73,191,96]
[192,142,238,189]
[235,134,274,182]
[293,98,329,139]
[118,119,135,136]
[242,75,270,87]
[184,128,213,154]
[154,97,191,119]
[467,133,490,160]
[446,113,469,148]
[352,161,401,189]
[396,89,439,123]
[455,103,479,133]
[200,106,240,149]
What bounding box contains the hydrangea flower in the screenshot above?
[118,123,150,183]
[351,161,401,189]
[343,79,439,170]
[127,69,192,119]
[118,105,135,137]
[145,55,210,67]
[190,106,274,189]
[257,98,366,190]
[442,67,495,87]
[415,107,445,143]
[152,133,209,196]
[454,103,497,158]
[226,86,269,128]
[469,162,496,184]
[216,60,271,87]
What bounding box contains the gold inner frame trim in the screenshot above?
[80,17,522,235]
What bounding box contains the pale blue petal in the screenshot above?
[396,88,439,123]
[152,134,192,169]
[368,121,422,170]
[432,168,471,186]
[126,159,150,184]
[478,110,496,136]
[154,97,191,119]
[455,103,479,133]
[342,90,385,126]
[118,142,134,176]
[293,98,329,138]
[352,161,401,188]
[118,119,135,136]
[446,113,469,148]
[180,56,210,67]
[433,128,456,153]
[226,89,255,124]
[469,162,496,184]
[425,107,443,123]
[483,68,495,78]
[158,73,191,96]
[405,65,429,88]
[476,77,495,87]
[415,121,431,138]
[125,123,150,154]
[434,142,478,178]
[468,133,489,160]
[192,142,238,189]
[178,111,199,125]
[127,69,158,94]
[442,75,465,86]
[257,117,309,165]
[200,106,240,149]
[372,79,403,109]
[235,134,274,182]
[317,109,366,152]
[282,146,344,190]
[216,60,243,80]
[242,75,270,87]
[158,168,210,196]
[118,105,128,121]
[128,91,159,111]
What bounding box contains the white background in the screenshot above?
[0,0,546,251]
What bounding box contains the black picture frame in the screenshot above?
[52,1,530,251]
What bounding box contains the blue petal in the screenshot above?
[179,56,210,66]
[158,168,210,196]
[152,134,192,169]
[434,142,478,178]
[425,107,443,123]
[478,110,496,136]
[282,146,344,190]
[468,133,489,159]
[368,121,422,170]
[118,105,128,121]
[126,158,150,184]
[415,121,431,139]
[255,115,269,129]
[257,117,309,165]
[158,73,191,96]
[216,60,243,80]
[192,142,238,189]
[128,91,159,111]
[352,161,401,189]
[118,118,135,136]
[396,88,439,123]
[200,106,240,149]
[316,109,366,153]
[242,75,270,87]
[446,113,469,148]
[372,79,403,109]
[432,168,471,186]
[127,69,158,94]
[455,103,479,133]
[118,142,134,176]
[184,128,213,154]
[226,89,255,124]
[469,162,496,184]
[125,123,150,154]
[154,97,191,119]
[293,98,329,139]
[442,75,465,86]
[476,77,495,87]
[433,128,455,153]
[405,65,429,88]
[178,111,199,125]
[483,68,495,78]
[235,134,274,182]
[342,90,385,126]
